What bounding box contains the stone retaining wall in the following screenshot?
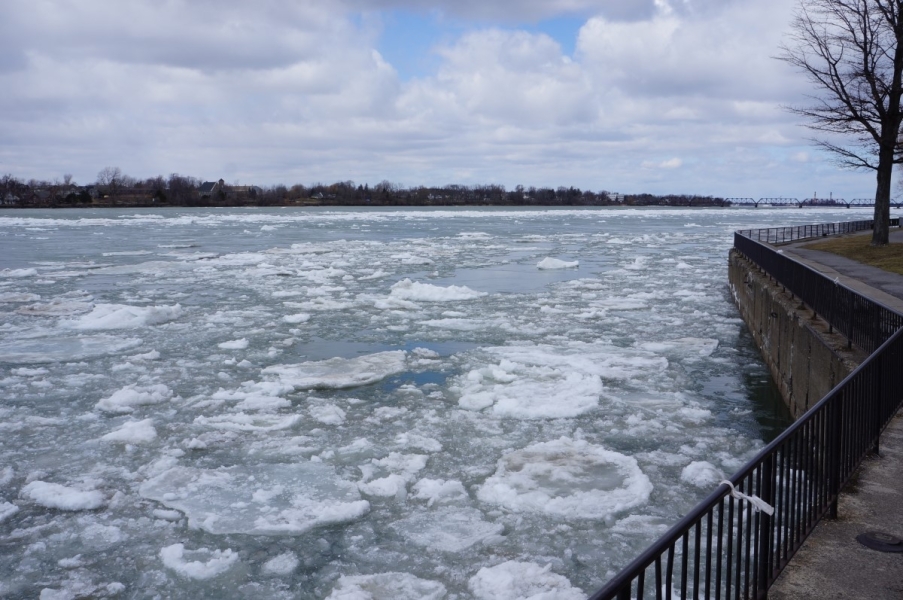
[728,249,864,418]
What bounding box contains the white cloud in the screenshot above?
[0,0,877,198]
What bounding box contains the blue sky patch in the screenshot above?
[375,11,586,81]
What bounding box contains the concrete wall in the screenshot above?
[728,249,863,419]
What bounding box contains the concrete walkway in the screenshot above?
[781,229,903,312]
[767,234,903,599]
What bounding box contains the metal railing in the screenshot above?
[589,220,903,600]
[734,219,877,244]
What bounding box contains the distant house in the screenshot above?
[1,193,19,206]
[198,179,223,198]
[199,179,261,201]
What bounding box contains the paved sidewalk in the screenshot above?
[781,229,903,312]
[769,412,903,599]
[767,234,903,599]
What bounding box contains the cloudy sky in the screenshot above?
[0,0,881,198]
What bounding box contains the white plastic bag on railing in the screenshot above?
[719,480,774,515]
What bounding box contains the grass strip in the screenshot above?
[802,234,903,275]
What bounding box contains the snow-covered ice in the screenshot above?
[477,437,653,519]
[392,507,504,552]
[326,572,447,600]
[19,482,104,511]
[63,303,182,329]
[469,561,584,600]
[160,544,239,580]
[262,351,408,390]
[537,257,579,270]
[95,384,173,413]
[139,463,370,535]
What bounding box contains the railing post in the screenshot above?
[829,393,843,519]
[847,292,854,350]
[873,351,882,456]
[757,455,775,598]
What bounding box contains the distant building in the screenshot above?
[198,180,223,198]
[199,179,261,201]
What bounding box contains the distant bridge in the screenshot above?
[724,197,903,208]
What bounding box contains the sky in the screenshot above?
[0,0,884,199]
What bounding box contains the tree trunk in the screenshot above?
[872,146,892,246]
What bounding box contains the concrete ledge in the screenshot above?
[728,249,865,418]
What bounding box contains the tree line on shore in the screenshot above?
[0,169,727,208]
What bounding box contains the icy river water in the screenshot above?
[0,206,875,599]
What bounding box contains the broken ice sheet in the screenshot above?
[391,507,503,552]
[326,572,447,600]
[476,437,653,519]
[261,350,408,390]
[139,463,369,535]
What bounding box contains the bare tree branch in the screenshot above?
[779,0,903,244]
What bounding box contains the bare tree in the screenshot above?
[780,0,903,245]
[97,166,123,197]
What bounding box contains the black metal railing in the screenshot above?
[733,228,903,354]
[589,221,903,600]
[734,219,877,244]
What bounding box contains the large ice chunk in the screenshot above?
[159,544,238,580]
[17,300,94,316]
[95,384,173,414]
[20,481,104,511]
[537,257,579,270]
[326,573,447,600]
[469,561,584,600]
[139,463,370,535]
[453,344,667,419]
[391,507,503,552]
[638,337,719,358]
[680,461,723,489]
[389,278,487,302]
[262,351,407,390]
[453,350,602,419]
[476,437,652,519]
[101,419,157,444]
[0,335,142,364]
[63,303,182,330]
[0,502,19,523]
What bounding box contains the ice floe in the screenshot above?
[411,478,469,506]
[389,278,486,302]
[95,384,173,414]
[261,552,299,576]
[63,303,182,329]
[160,544,239,580]
[680,461,723,488]
[639,337,719,357]
[0,502,19,523]
[101,419,157,444]
[326,573,447,600]
[391,507,503,552]
[469,561,584,600]
[262,350,408,390]
[0,335,142,364]
[537,257,579,270]
[0,292,41,302]
[19,481,105,511]
[193,413,301,432]
[139,463,370,535]
[1,268,38,278]
[477,437,652,519]
[218,338,249,350]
